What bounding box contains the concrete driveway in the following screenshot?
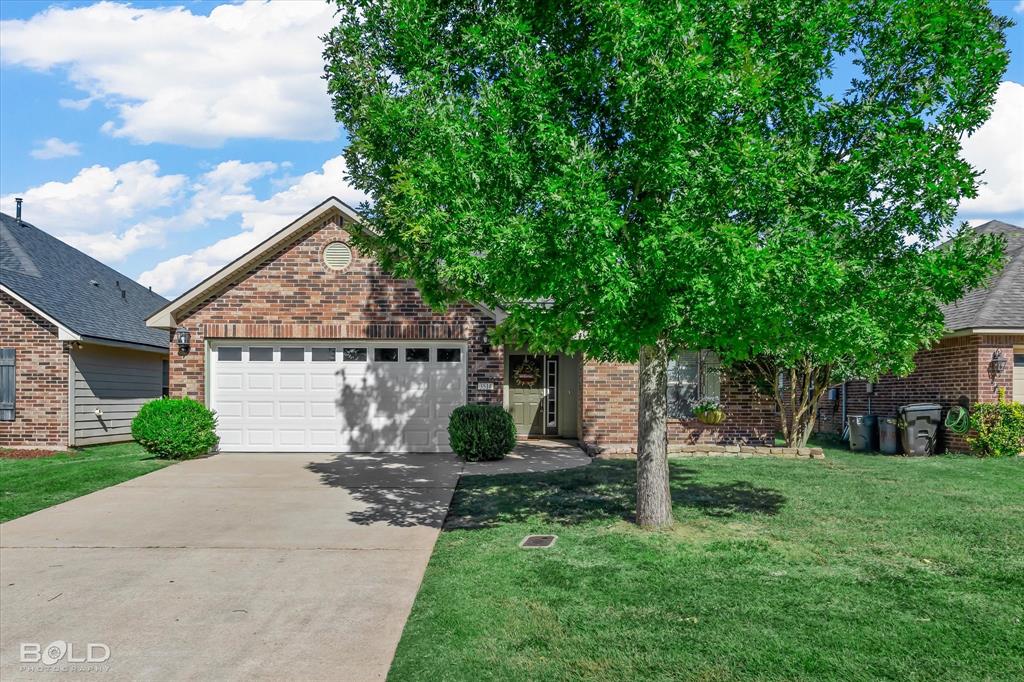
[0,451,463,681]
[0,441,590,681]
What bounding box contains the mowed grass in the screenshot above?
[391,441,1024,681]
[0,442,170,523]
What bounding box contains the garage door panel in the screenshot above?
[278,401,306,418]
[246,430,274,447]
[217,401,243,418]
[311,429,339,447]
[211,342,466,452]
[278,373,306,391]
[278,430,307,447]
[246,401,274,418]
[309,401,335,418]
[310,373,336,390]
[403,428,431,447]
[408,402,431,418]
[219,429,243,447]
[246,373,273,390]
[217,374,243,390]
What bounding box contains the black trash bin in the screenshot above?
[898,403,942,456]
[879,417,901,454]
[848,415,878,452]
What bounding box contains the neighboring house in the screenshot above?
[147,198,775,454]
[815,220,1024,452]
[1,210,170,449]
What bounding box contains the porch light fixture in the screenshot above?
[990,350,1008,377]
[176,327,191,354]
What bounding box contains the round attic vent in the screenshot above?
[323,241,352,270]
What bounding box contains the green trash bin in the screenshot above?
[879,417,901,454]
[848,415,878,452]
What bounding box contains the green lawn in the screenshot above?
[391,441,1024,681]
[0,442,171,523]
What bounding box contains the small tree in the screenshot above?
[722,221,1007,447]
[325,0,1009,525]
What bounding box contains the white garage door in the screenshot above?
[210,341,467,452]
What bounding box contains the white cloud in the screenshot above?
[30,137,82,160]
[0,159,186,232]
[0,1,339,146]
[58,95,96,111]
[959,81,1024,218]
[1016,1,1024,14]
[137,156,367,296]
[0,159,188,261]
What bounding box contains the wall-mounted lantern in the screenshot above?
[175,327,191,354]
[989,350,1008,378]
[477,327,492,355]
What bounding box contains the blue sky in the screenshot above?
[1,0,1022,297]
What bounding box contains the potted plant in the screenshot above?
[692,398,726,425]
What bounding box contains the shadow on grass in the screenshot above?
[445,460,785,530]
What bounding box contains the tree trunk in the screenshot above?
[636,339,673,528]
[775,363,830,448]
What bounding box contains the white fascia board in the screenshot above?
[944,328,1024,338]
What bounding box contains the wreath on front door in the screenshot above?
[514,359,541,388]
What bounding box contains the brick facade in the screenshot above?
[0,291,69,448]
[579,361,776,453]
[167,209,788,452]
[169,212,504,406]
[815,333,1024,453]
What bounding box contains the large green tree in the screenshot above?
[325,0,1010,526]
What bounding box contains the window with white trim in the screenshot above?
[667,350,721,419]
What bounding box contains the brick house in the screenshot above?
[814,220,1024,452]
[1,210,170,449]
[147,198,775,454]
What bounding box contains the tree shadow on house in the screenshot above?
[444,460,785,530]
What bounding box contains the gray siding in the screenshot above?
[71,344,166,445]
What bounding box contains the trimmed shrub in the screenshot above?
[967,391,1024,458]
[132,397,219,459]
[448,404,516,461]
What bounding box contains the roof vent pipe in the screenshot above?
[15,198,23,220]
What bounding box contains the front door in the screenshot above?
[508,354,547,436]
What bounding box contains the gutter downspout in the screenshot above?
[841,382,848,438]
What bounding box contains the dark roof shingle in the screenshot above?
[940,219,1024,332]
[0,212,169,349]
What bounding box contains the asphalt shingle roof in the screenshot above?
[940,220,1024,332]
[1,212,169,349]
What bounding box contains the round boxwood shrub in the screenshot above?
[131,397,219,459]
[448,404,516,461]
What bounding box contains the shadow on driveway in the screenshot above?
[306,447,785,531]
[305,452,460,528]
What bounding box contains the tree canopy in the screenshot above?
[325,0,1011,516]
[325,0,1008,361]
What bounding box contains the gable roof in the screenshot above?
[941,220,1024,333]
[1,212,169,351]
[146,197,357,329]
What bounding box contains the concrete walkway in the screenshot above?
[0,440,588,681]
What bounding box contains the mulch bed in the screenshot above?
[0,448,72,460]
